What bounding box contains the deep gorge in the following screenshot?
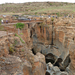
[0,18,75,75]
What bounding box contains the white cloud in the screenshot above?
[0,0,75,4]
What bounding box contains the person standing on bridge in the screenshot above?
[6,20,8,23]
[1,19,4,24]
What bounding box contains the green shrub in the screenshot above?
[51,18,54,21]
[13,39,18,46]
[15,33,25,44]
[9,46,14,54]
[20,33,23,35]
[22,49,24,52]
[50,3,52,6]
[35,12,37,15]
[14,23,25,30]
[26,9,28,11]
[44,12,47,14]
[56,12,59,16]
[14,23,25,34]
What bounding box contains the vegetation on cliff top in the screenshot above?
[0,2,75,15]
[15,23,25,30]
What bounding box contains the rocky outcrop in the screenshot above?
[29,18,75,74]
[0,56,22,75]
[46,62,69,75]
[0,33,46,75]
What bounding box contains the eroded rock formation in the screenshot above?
[0,17,75,75]
[0,32,46,75]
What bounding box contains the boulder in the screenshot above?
[33,52,46,75]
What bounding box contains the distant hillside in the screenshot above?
[0,2,75,15]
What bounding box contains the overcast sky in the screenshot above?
[0,0,75,4]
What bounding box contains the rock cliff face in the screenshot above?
[0,18,75,75]
[30,23,71,75]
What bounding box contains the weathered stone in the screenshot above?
[60,72,68,75]
[33,52,46,75]
[52,66,60,72]
[48,62,53,68]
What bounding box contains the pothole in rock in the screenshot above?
[45,53,56,64]
[45,54,71,75]
[54,58,62,67]
[31,48,36,55]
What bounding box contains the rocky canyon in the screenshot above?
[0,17,75,75]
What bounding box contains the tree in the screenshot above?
[15,23,24,34]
